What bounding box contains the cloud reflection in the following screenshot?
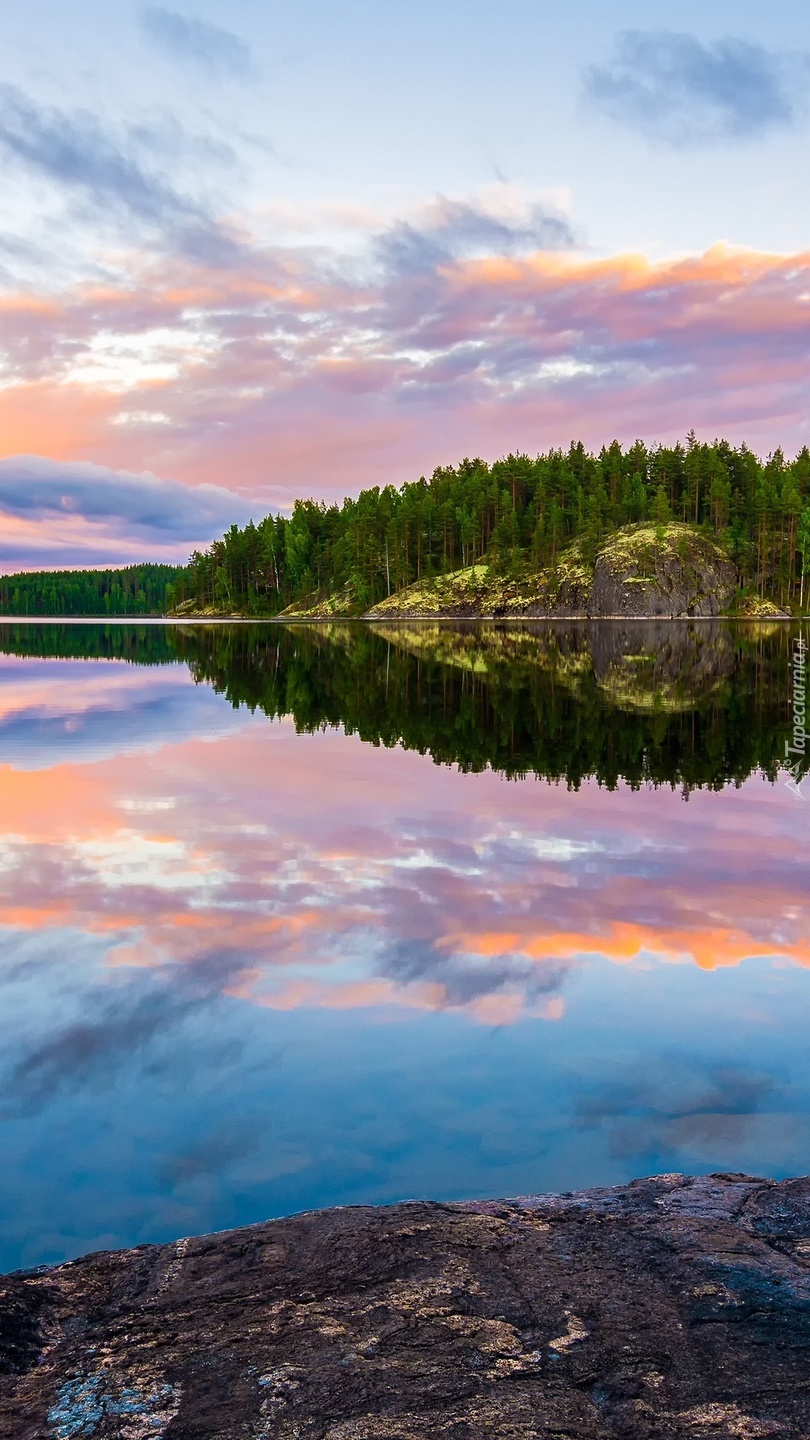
[4,955,240,1109]
[0,657,806,1036]
[574,1059,790,1172]
[0,656,250,767]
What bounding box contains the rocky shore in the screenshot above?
[2,1172,810,1437]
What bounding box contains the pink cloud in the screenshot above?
[0,670,807,1024]
[0,238,808,538]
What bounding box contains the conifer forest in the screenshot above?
[173,438,810,615]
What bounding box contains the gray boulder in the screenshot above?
[588,523,737,617]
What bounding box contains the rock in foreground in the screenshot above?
[2,1173,810,1438]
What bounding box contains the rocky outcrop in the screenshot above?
[587,526,737,618]
[2,1172,810,1437]
[365,525,740,621]
[587,619,736,711]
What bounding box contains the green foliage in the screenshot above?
[1,618,803,791]
[167,620,804,793]
[0,565,182,617]
[176,439,810,614]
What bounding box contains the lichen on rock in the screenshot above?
[588,523,737,617]
[363,523,740,620]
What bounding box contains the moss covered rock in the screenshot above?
[589,524,737,618]
[365,524,737,619]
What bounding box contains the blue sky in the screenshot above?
[4,0,806,254]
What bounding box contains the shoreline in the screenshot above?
[0,612,802,624]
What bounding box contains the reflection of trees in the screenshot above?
[0,622,180,665]
[370,620,738,713]
[170,620,806,792]
[1,618,804,791]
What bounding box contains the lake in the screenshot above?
[0,618,807,1271]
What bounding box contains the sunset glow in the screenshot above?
[1,0,809,1289]
[1,0,809,564]
[0,658,806,1023]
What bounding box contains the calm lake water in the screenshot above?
[0,619,807,1270]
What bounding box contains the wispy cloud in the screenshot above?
[141,7,255,80]
[583,32,803,146]
[381,937,573,1013]
[0,85,244,264]
[0,86,199,225]
[378,194,574,275]
[4,948,251,1110]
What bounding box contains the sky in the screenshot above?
[1,0,809,567]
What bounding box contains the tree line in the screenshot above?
[0,565,183,617]
[0,620,179,664]
[172,436,810,614]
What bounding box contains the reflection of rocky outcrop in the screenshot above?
[372,620,738,714]
[586,621,736,712]
[2,1173,810,1437]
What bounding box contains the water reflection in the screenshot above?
[3,618,803,787]
[0,620,807,1268]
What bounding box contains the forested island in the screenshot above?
[1,438,809,617]
[170,436,810,618]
